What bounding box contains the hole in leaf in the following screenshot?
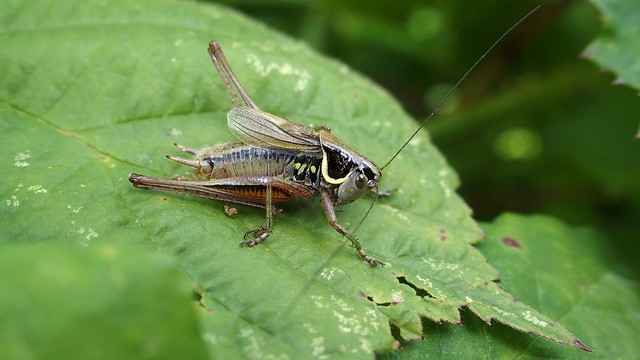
[360,292,392,307]
[396,276,434,298]
[192,286,212,312]
[388,320,404,344]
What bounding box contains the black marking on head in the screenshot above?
[362,166,377,183]
[322,145,353,181]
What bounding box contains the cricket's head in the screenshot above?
[319,138,381,205]
[336,159,381,205]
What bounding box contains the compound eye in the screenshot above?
[355,173,367,189]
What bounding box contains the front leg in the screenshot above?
[320,191,384,267]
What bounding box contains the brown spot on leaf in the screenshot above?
[502,237,522,248]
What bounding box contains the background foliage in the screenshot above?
[1,0,638,359]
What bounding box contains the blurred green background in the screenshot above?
[207,0,640,273]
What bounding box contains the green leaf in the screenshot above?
[382,214,639,359]
[583,0,640,134]
[1,0,587,357]
[478,214,639,357]
[0,244,207,360]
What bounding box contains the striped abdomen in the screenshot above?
[195,143,298,179]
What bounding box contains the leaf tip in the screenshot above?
[573,339,592,352]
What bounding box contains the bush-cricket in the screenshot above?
[129,7,538,266]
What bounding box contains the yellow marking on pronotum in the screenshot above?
[320,147,349,185]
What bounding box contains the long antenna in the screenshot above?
[381,5,540,170]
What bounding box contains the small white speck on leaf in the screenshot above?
[6,195,19,207]
[311,336,328,359]
[492,306,515,318]
[27,185,47,194]
[14,150,31,167]
[311,295,328,309]
[523,310,548,327]
[439,180,452,197]
[320,266,344,281]
[67,205,83,214]
[391,290,404,304]
[245,53,311,92]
